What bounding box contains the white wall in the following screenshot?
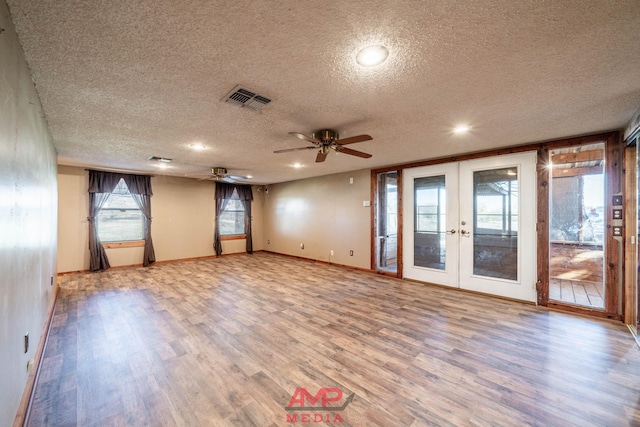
[57,166,264,272]
[0,1,58,425]
[263,169,372,269]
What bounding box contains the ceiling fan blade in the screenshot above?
[336,146,372,159]
[336,134,373,146]
[222,176,236,183]
[315,150,328,163]
[274,146,316,153]
[228,175,250,180]
[289,132,321,145]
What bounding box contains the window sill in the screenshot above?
[220,234,246,241]
[102,240,145,249]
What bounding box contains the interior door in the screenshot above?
[403,152,537,302]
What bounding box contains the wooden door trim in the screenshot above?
[538,131,621,319]
[624,145,637,325]
[536,147,550,306]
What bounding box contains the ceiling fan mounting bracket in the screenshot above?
[312,129,339,145]
[211,167,228,175]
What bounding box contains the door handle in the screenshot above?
[445,229,456,234]
[460,229,471,236]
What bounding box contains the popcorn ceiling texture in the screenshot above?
[6,0,640,183]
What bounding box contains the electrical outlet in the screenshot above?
[267,239,270,244]
[350,250,354,256]
[300,243,304,249]
[330,250,334,256]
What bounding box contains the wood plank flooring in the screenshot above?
[29,253,640,426]
[549,278,604,308]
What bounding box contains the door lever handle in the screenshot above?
[446,229,456,234]
[460,229,471,236]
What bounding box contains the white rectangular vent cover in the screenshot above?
[222,85,272,111]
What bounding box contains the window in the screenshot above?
[474,168,518,235]
[219,190,246,236]
[415,175,446,233]
[97,179,144,242]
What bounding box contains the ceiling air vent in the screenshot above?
[148,156,172,163]
[222,85,272,111]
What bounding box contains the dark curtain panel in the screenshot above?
[88,170,123,193]
[216,182,237,199]
[130,192,156,267]
[88,170,154,270]
[125,174,155,266]
[234,185,253,201]
[236,185,254,253]
[123,173,153,196]
[88,170,122,271]
[213,183,253,256]
[213,182,232,256]
[88,192,113,271]
[240,197,253,253]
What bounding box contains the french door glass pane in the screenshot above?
[473,167,518,280]
[414,175,446,270]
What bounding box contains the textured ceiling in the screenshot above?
[7,0,640,184]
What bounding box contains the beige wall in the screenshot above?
[0,1,58,425]
[263,169,372,269]
[58,166,264,272]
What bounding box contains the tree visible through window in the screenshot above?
[97,179,144,242]
[219,189,246,236]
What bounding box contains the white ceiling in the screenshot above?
[7,0,640,184]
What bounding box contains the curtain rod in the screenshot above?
[84,168,155,177]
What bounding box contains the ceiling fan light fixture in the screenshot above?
[356,45,389,67]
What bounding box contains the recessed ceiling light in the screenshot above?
[156,163,169,169]
[246,175,253,179]
[453,125,471,134]
[189,143,206,151]
[356,45,389,67]
[293,163,302,168]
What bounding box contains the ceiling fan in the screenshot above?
[274,129,373,163]
[199,167,251,183]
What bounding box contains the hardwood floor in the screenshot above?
[29,253,640,426]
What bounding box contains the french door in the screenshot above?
[403,152,537,302]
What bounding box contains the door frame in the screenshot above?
[401,152,537,302]
[371,169,403,278]
[371,131,622,320]
[539,132,621,319]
